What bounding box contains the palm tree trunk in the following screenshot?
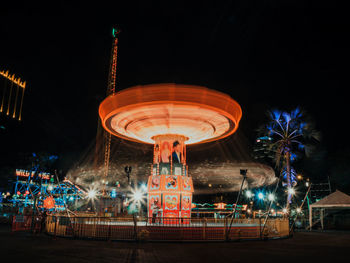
[285,151,292,209]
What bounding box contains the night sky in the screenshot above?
[1,1,349,191]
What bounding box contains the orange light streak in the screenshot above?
[99,84,242,145]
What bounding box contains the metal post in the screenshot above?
[309,206,312,231]
[133,213,138,241]
[259,216,262,239]
[289,183,312,234]
[125,166,132,185]
[54,171,76,236]
[203,218,207,240]
[260,170,284,237]
[54,216,57,239]
[226,169,247,241]
[108,218,112,241]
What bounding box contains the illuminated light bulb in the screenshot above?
[133,191,143,202]
[128,187,146,205]
[245,190,253,198]
[288,188,295,195]
[258,192,264,200]
[141,183,147,191]
[268,193,275,201]
[87,189,97,199]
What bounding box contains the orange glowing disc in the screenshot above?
[99,83,242,144]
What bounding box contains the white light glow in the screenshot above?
[141,183,147,191]
[268,193,275,201]
[258,192,264,200]
[134,191,143,202]
[87,189,97,199]
[245,190,253,198]
[288,188,295,195]
[128,187,146,205]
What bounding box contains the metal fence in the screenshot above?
[12,215,42,232]
[43,215,290,241]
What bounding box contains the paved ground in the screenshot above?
[1,225,350,263]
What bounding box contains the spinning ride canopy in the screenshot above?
[99,83,242,144]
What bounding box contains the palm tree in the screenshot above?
[258,108,320,208]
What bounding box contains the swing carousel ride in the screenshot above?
[99,83,242,219]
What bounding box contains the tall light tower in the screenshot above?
[102,28,120,193]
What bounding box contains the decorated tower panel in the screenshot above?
[147,135,193,220]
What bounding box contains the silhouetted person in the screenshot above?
[151,200,159,223]
[172,141,182,163]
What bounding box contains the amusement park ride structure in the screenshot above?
[99,84,242,220]
[0,70,26,121]
[11,169,86,211]
[96,25,243,221]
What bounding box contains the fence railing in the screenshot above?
[12,215,42,232]
[42,215,290,241]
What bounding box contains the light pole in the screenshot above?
[124,166,132,185]
[226,169,247,241]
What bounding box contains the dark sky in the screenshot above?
[1,1,349,187]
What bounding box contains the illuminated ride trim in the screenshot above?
[99,83,242,145]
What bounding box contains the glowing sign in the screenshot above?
[15,169,51,180]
